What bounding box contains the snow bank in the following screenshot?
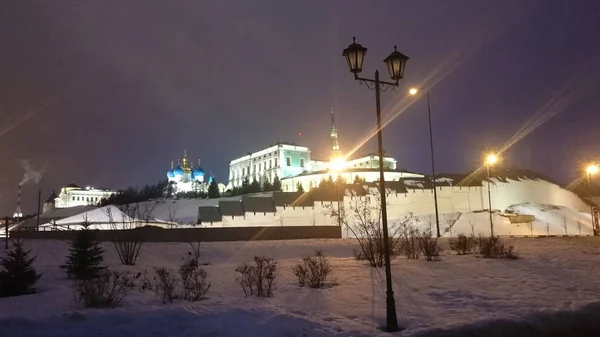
[2,237,599,336]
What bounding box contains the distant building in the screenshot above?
[51,183,118,209]
[228,143,313,189]
[227,109,403,191]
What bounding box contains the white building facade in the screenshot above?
[228,143,312,188]
[54,183,118,208]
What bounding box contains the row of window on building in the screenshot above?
[233,156,305,179]
[71,196,101,203]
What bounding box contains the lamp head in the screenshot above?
[586,164,599,176]
[485,153,499,166]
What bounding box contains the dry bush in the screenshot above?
[478,236,519,259]
[153,267,179,303]
[327,194,413,267]
[352,248,367,261]
[419,230,441,261]
[107,203,156,266]
[235,256,278,297]
[399,224,421,259]
[179,263,211,301]
[73,271,133,308]
[292,251,332,288]
[449,234,478,255]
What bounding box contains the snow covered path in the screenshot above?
[1,237,600,336]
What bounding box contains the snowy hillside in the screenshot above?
[1,237,600,336]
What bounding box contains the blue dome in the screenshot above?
[208,175,214,183]
[193,166,205,180]
[173,165,184,176]
[167,170,175,178]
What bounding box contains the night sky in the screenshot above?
[1,0,600,216]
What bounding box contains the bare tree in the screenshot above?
[562,216,568,236]
[107,202,156,266]
[527,221,534,237]
[443,212,462,237]
[327,193,412,268]
[167,207,177,229]
[577,219,582,236]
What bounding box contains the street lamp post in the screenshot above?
[409,88,440,238]
[484,153,498,237]
[343,37,409,333]
[585,164,598,235]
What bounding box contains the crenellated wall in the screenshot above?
[192,177,595,237]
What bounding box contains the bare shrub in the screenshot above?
[449,234,477,255]
[292,251,332,288]
[107,203,156,265]
[443,212,462,237]
[73,271,133,308]
[478,236,518,259]
[352,248,366,261]
[399,224,421,259]
[235,256,278,297]
[419,230,441,261]
[179,263,211,301]
[327,194,413,267]
[153,267,179,303]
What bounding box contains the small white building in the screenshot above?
[281,167,423,192]
[52,183,118,209]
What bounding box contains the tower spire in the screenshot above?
[330,108,340,158]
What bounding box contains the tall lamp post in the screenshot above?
[343,37,409,333]
[585,164,599,236]
[409,88,440,237]
[484,153,498,237]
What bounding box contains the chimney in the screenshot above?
[13,184,23,220]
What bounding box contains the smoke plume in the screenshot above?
[19,159,43,186]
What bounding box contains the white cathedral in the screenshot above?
[167,151,212,193]
[167,151,227,194]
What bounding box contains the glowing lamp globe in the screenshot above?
[485,153,498,166]
[586,164,599,175]
[329,157,347,172]
[383,46,409,81]
[343,37,367,74]
[408,88,419,96]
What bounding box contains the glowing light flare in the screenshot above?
[408,88,419,96]
[485,153,499,166]
[329,157,347,172]
[586,164,599,176]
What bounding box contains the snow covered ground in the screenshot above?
[1,236,600,336]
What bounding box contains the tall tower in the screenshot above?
[13,184,23,220]
[330,108,341,159]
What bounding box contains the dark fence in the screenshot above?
[11,225,342,242]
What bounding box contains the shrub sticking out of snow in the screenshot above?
[477,236,518,259]
[292,251,332,288]
[420,231,442,262]
[235,256,278,297]
[72,271,133,308]
[449,234,478,255]
[153,268,179,304]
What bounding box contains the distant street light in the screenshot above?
[409,87,440,238]
[343,37,409,333]
[585,163,599,235]
[484,153,499,236]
